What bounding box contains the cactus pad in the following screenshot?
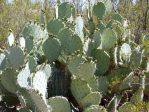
[58,28,83,55]
[25,37,33,53]
[119,72,139,91]
[91,49,110,75]
[98,76,108,95]
[42,37,61,62]
[48,96,71,112]
[58,2,75,19]
[19,89,50,112]
[101,28,117,50]
[76,61,96,81]
[118,102,137,112]
[1,68,18,94]
[100,0,112,16]
[112,13,124,24]
[47,19,64,35]
[130,47,143,69]
[83,105,107,112]
[93,2,106,20]
[71,78,91,102]
[87,76,99,92]
[93,31,101,48]
[23,23,47,42]
[6,47,24,70]
[68,55,85,75]
[28,56,37,73]
[81,92,102,108]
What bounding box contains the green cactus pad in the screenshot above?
[29,56,37,73]
[81,92,102,108]
[119,72,139,91]
[112,13,124,24]
[93,31,101,48]
[25,37,33,53]
[106,20,113,29]
[97,22,106,33]
[29,90,49,112]
[23,23,47,42]
[68,57,97,89]
[58,28,83,55]
[130,48,143,70]
[91,49,110,75]
[98,76,109,95]
[6,47,24,70]
[108,67,131,93]
[23,23,38,38]
[48,96,71,112]
[42,37,61,62]
[93,2,106,20]
[1,68,18,94]
[87,76,99,92]
[83,105,107,112]
[71,78,91,102]
[101,28,117,50]
[100,0,112,16]
[68,55,85,75]
[19,89,50,112]
[112,21,124,40]
[118,102,137,112]
[58,2,75,19]
[76,61,96,80]
[47,19,64,35]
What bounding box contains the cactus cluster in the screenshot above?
[0,1,149,112]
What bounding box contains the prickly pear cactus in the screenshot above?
[47,19,64,35]
[23,22,48,43]
[83,105,107,112]
[91,49,110,75]
[58,2,75,19]
[1,1,149,112]
[6,47,24,70]
[57,28,83,55]
[93,2,106,20]
[101,28,117,50]
[17,88,51,112]
[112,13,124,24]
[118,102,137,112]
[80,92,102,108]
[48,96,71,112]
[71,78,91,102]
[1,68,19,94]
[42,37,61,62]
